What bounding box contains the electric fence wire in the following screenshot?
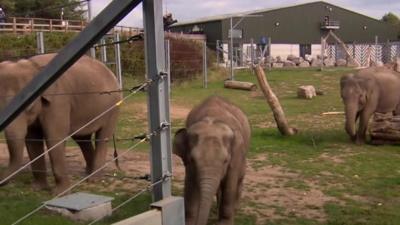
[0,81,147,99]
[0,80,151,187]
[11,135,149,225]
[87,174,171,225]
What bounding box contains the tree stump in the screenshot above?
[254,65,297,136]
[370,112,400,144]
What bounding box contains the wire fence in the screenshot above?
[326,41,400,67]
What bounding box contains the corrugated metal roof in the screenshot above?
[172,1,323,26]
[171,1,382,27]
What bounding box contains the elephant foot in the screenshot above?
[87,171,104,183]
[355,138,366,145]
[32,181,50,192]
[52,181,71,196]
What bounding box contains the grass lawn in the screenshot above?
[1,67,400,225]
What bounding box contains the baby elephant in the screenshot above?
[173,96,251,225]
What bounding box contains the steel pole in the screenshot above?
[114,33,123,88]
[87,0,96,58]
[143,0,172,202]
[203,41,208,88]
[100,38,107,63]
[36,32,45,54]
[230,17,234,80]
[216,40,220,65]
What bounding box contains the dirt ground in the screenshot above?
[0,142,340,224]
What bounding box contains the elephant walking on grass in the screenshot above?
[173,96,251,225]
[340,67,400,144]
[0,53,122,194]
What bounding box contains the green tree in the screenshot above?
[382,12,400,25]
[0,0,86,20]
[382,12,400,38]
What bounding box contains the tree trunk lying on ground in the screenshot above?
[254,65,297,136]
[224,80,257,91]
[370,112,400,144]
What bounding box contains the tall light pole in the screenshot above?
[229,14,262,80]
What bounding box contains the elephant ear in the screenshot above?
[340,73,354,89]
[173,128,189,163]
[40,85,57,106]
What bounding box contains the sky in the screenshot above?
[90,0,400,28]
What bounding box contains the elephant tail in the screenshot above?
[113,134,122,171]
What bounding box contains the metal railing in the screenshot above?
[321,20,340,29]
[0,17,142,35]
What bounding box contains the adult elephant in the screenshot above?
[173,96,251,225]
[0,53,122,194]
[340,67,400,144]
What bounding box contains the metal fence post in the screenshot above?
[143,0,172,202]
[203,41,208,88]
[100,38,107,63]
[230,17,234,80]
[36,31,45,54]
[165,39,171,93]
[375,35,379,63]
[250,38,254,65]
[88,0,96,58]
[320,36,324,71]
[216,40,220,65]
[114,33,123,88]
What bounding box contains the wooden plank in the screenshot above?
[112,209,162,225]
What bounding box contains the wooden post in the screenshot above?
[30,19,34,32]
[50,19,53,32]
[254,65,297,136]
[12,17,17,34]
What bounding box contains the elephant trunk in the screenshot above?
[345,104,358,141]
[195,176,220,225]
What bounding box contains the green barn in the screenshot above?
[170,1,399,59]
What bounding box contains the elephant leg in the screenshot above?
[92,112,119,177]
[26,128,49,191]
[92,129,111,178]
[42,116,70,195]
[356,108,374,144]
[1,120,27,185]
[217,173,241,225]
[73,135,94,175]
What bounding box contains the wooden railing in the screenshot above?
[0,17,143,35]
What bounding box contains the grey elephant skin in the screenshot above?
[340,67,400,144]
[0,53,122,194]
[173,96,251,225]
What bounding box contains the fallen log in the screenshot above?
[224,80,257,91]
[254,65,297,136]
[370,113,400,144]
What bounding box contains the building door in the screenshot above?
[300,44,311,58]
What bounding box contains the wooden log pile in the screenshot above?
[370,112,400,144]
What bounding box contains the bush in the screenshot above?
[0,33,215,83]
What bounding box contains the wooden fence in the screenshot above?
[0,17,143,35]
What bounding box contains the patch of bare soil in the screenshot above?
[133,102,190,120]
[242,154,340,224]
[0,144,339,224]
